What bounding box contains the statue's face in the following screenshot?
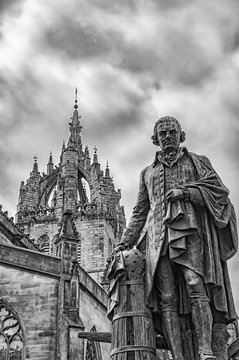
[156,120,181,151]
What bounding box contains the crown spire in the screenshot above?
[67,90,83,152]
[71,88,81,126]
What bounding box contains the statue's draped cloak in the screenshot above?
[122,148,238,322]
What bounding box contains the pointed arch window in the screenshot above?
[0,300,25,360]
[85,326,102,360]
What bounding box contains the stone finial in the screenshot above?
[33,155,38,172]
[74,87,78,109]
[93,147,98,164]
[105,161,110,178]
[62,140,65,152]
[48,151,53,164]
[47,151,54,175]
[85,146,90,157]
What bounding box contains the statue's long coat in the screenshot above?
[122,148,238,321]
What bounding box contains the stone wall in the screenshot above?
[19,215,117,281]
[76,217,116,283]
[0,264,59,359]
[0,243,113,359]
[21,220,60,253]
[78,276,111,360]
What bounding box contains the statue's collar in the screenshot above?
[153,146,188,167]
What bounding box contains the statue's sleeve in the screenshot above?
[188,187,205,207]
[121,168,150,248]
[189,154,238,259]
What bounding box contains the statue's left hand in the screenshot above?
[111,242,128,257]
[166,188,184,202]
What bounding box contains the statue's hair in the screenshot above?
[151,116,186,146]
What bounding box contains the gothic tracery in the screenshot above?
[0,300,24,360]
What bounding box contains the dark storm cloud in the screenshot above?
[150,0,190,10]
[118,45,161,75]
[84,101,146,144]
[0,152,11,193]
[0,0,23,15]
[90,0,140,12]
[68,1,238,90]
[46,21,115,61]
[0,72,43,134]
[233,31,239,51]
[0,0,24,39]
[119,35,214,88]
[221,125,239,164]
[37,1,214,89]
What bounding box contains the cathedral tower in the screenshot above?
[15,91,126,283]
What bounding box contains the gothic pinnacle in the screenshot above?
[33,155,38,172]
[47,151,54,175]
[105,161,110,177]
[62,141,65,152]
[93,146,98,164]
[85,146,89,156]
[48,151,53,164]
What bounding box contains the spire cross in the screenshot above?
[94,146,97,154]
[74,88,78,109]
[33,155,38,162]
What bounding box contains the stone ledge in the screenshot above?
[0,244,61,278]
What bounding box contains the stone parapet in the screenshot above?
[0,244,61,278]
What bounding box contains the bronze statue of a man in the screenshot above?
[114,116,238,360]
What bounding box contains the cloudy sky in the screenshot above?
[1,0,239,305]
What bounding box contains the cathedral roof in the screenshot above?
[0,208,41,251]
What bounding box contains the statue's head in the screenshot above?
[151,116,186,151]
